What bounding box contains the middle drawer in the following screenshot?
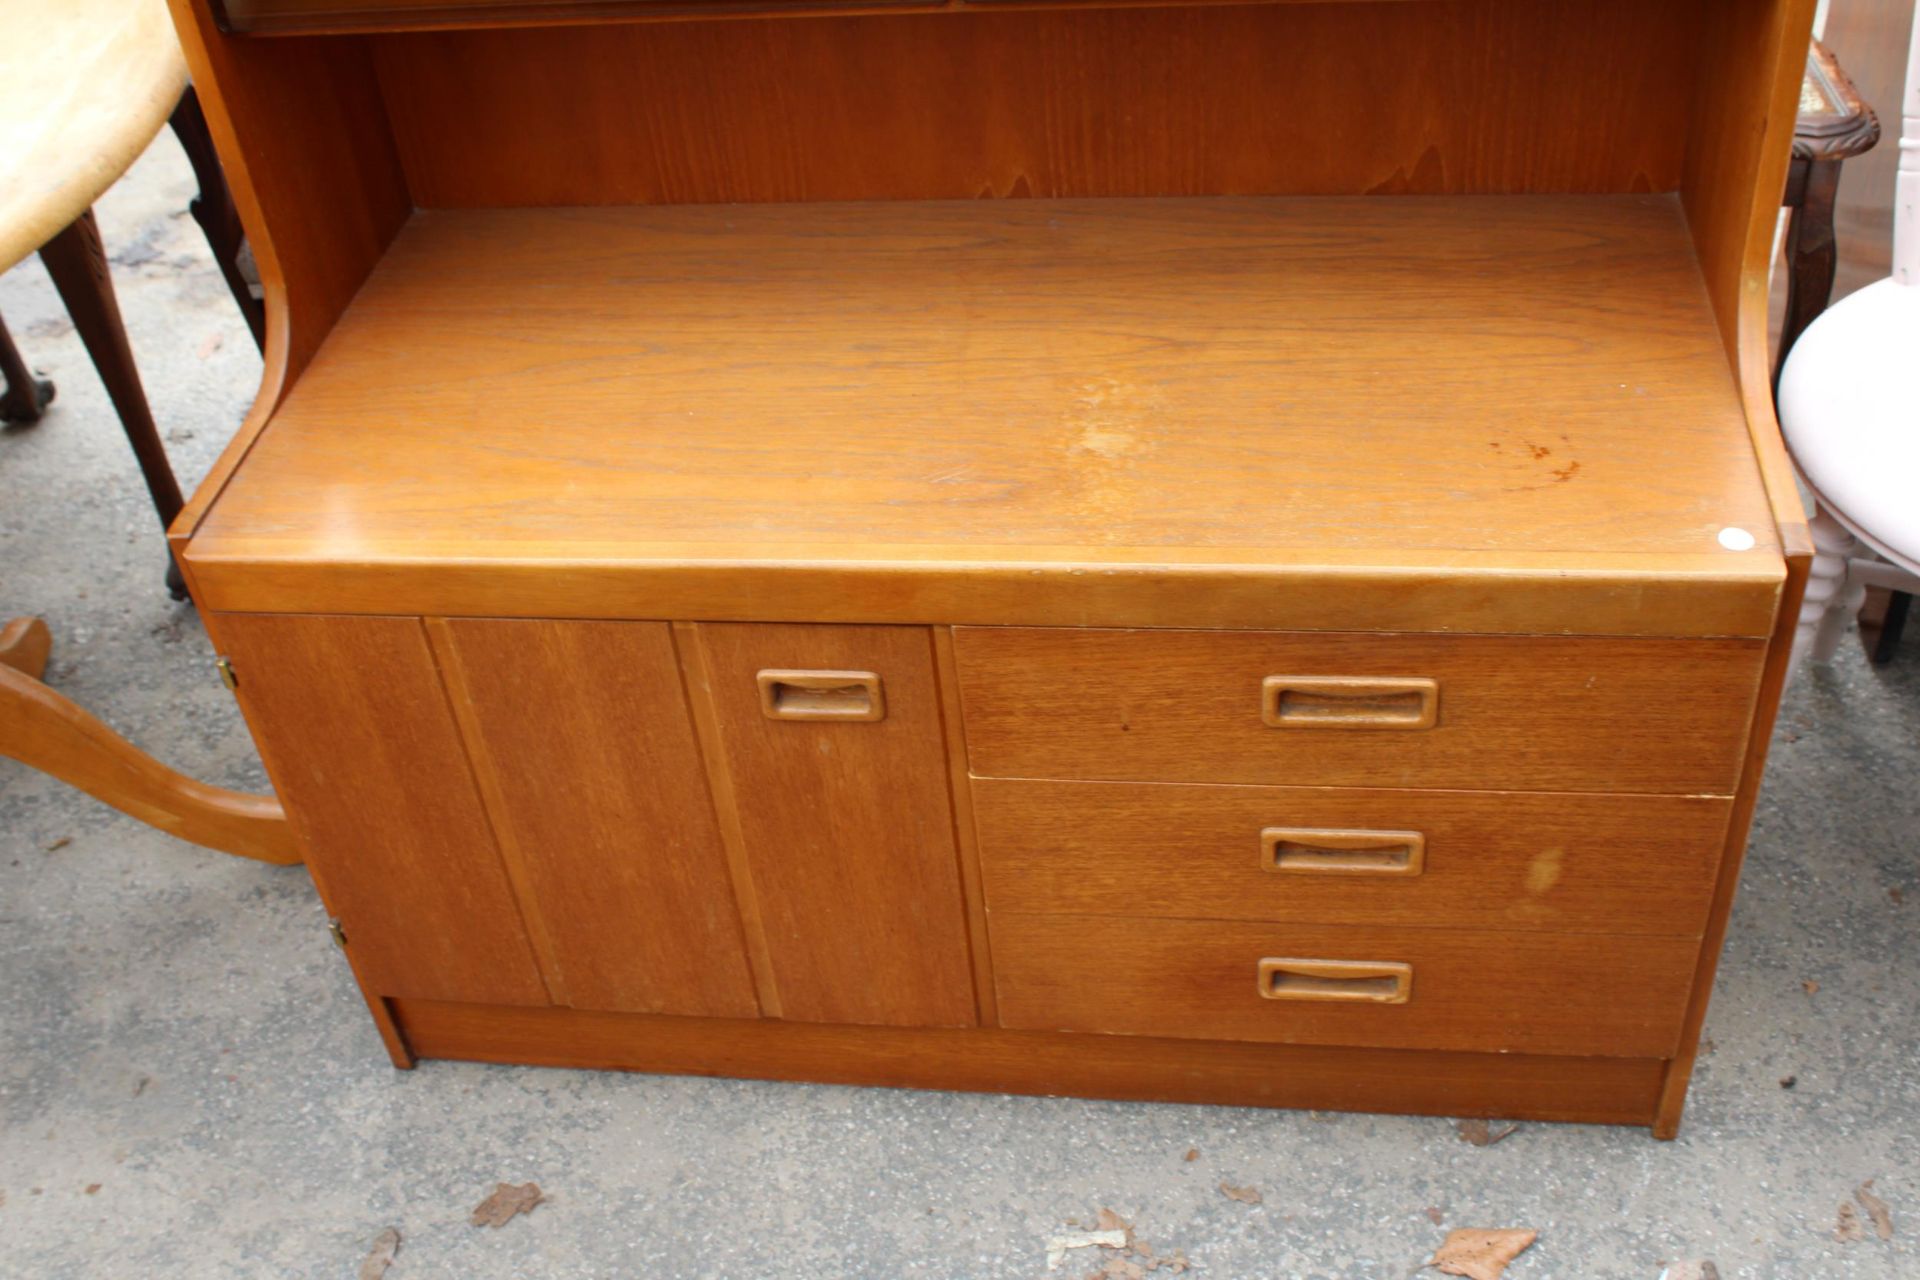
[974,778,1730,937]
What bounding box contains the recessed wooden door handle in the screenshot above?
[1261,827,1426,876]
[757,669,886,722]
[1261,676,1438,729]
[1257,958,1412,1004]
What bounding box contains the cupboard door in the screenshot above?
[435,620,759,1018]
[216,613,550,1006]
[693,623,976,1028]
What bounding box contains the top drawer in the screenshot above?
[954,628,1765,794]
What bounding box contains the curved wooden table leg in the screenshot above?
[0,312,56,424]
[0,617,300,865]
[1,616,53,677]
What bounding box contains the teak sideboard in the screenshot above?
[164,0,1818,1136]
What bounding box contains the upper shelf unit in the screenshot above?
[215,0,1427,36]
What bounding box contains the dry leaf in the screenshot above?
[1218,1183,1262,1205]
[1456,1119,1518,1147]
[1429,1227,1537,1279]
[44,837,70,852]
[1183,1148,1199,1163]
[470,1182,544,1228]
[1803,980,1820,996]
[1053,1210,1188,1275]
[1835,1203,1864,1243]
[1890,888,1904,905]
[1045,1230,1126,1270]
[1856,1182,1893,1240]
[358,1228,401,1280]
[83,1184,100,1195]
[1661,1263,1719,1280]
[1426,1207,1446,1225]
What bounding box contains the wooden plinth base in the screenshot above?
[390,998,1668,1131]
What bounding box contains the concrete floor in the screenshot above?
[3,135,1918,1280]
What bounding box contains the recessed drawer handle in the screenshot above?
[1257,958,1412,1004]
[756,669,886,722]
[1261,676,1438,729]
[1261,827,1426,876]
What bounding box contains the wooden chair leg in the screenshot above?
[0,616,300,865]
[170,85,266,352]
[37,209,189,600]
[1795,504,1866,668]
[0,311,56,425]
[1870,591,1912,663]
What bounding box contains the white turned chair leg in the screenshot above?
[1794,503,1864,667]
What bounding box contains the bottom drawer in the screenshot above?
[990,914,1699,1058]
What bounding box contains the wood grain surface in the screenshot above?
[391,995,1670,1126]
[433,619,761,1017]
[186,194,1783,635]
[367,2,1700,204]
[693,624,977,1027]
[216,613,551,1005]
[990,913,1700,1057]
[1681,0,1820,562]
[221,0,1402,35]
[972,779,1731,936]
[161,0,412,576]
[955,627,1766,794]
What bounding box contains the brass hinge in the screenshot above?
[327,918,349,949]
[215,657,238,691]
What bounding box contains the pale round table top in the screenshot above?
[0,0,187,274]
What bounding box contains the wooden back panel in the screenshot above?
[221,0,1434,36]
[371,0,1704,207]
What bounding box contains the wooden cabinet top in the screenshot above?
[185,193,1783,635]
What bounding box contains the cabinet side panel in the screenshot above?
[695,624,977,1028]
[436,619,761,1018]
[216,613,550,1006]
[165,1,412,551]
[1680,0,1818,554]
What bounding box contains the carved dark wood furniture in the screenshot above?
[1779,39,1884,382]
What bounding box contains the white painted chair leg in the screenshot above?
[1794,503,1864,667]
